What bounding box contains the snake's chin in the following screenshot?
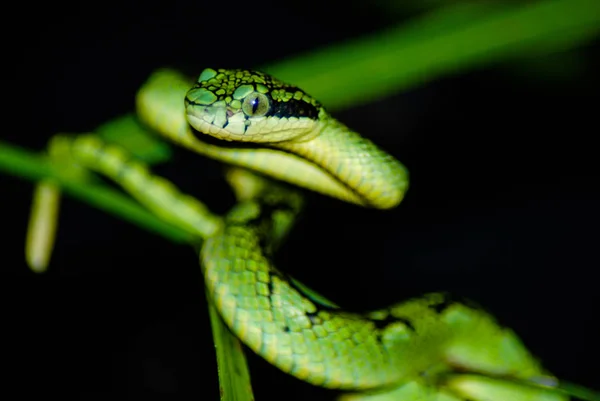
[187,111,318,145]
[186,105,252,142]
[187,113,230,140]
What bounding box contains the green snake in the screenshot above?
[27,68,593,401]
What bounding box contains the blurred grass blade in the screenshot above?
[0,140,192,244]
[289,277,340,309]
[207,292,255,401]
[96,113,173,164]
[552,380,600,401]
[265,0,600,110]
[25,179,61,273]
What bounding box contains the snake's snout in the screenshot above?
[186,102,251,141]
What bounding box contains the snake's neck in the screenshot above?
[136,69,409,209]
[276,113,410,209]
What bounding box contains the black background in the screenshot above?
[4,1,599,400]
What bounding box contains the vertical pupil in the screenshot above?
[251,96,259,114]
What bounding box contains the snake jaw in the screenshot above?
[185,100,250,140]
[186,100,318,143]
[185,103,230,138]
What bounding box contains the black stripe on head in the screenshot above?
[266,94,320,120]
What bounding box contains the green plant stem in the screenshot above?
[0,141,192,244]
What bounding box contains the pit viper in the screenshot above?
[25,68,597,401]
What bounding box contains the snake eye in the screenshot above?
[242,92,270,117]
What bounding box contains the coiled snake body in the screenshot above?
[134,68,563,400]
[28,68,575,400]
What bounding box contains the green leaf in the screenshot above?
[263,0,600,110]
[207,292,255,401]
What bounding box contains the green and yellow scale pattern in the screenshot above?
[139,68,559,394]
[28,67,579,400]
[137,69,409,209]
[187,67,322,121]
[202,213,548,389]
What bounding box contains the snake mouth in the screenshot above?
[186,101,316,144]
[185,101,252,141]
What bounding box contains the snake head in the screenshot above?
[185,68,324,143]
